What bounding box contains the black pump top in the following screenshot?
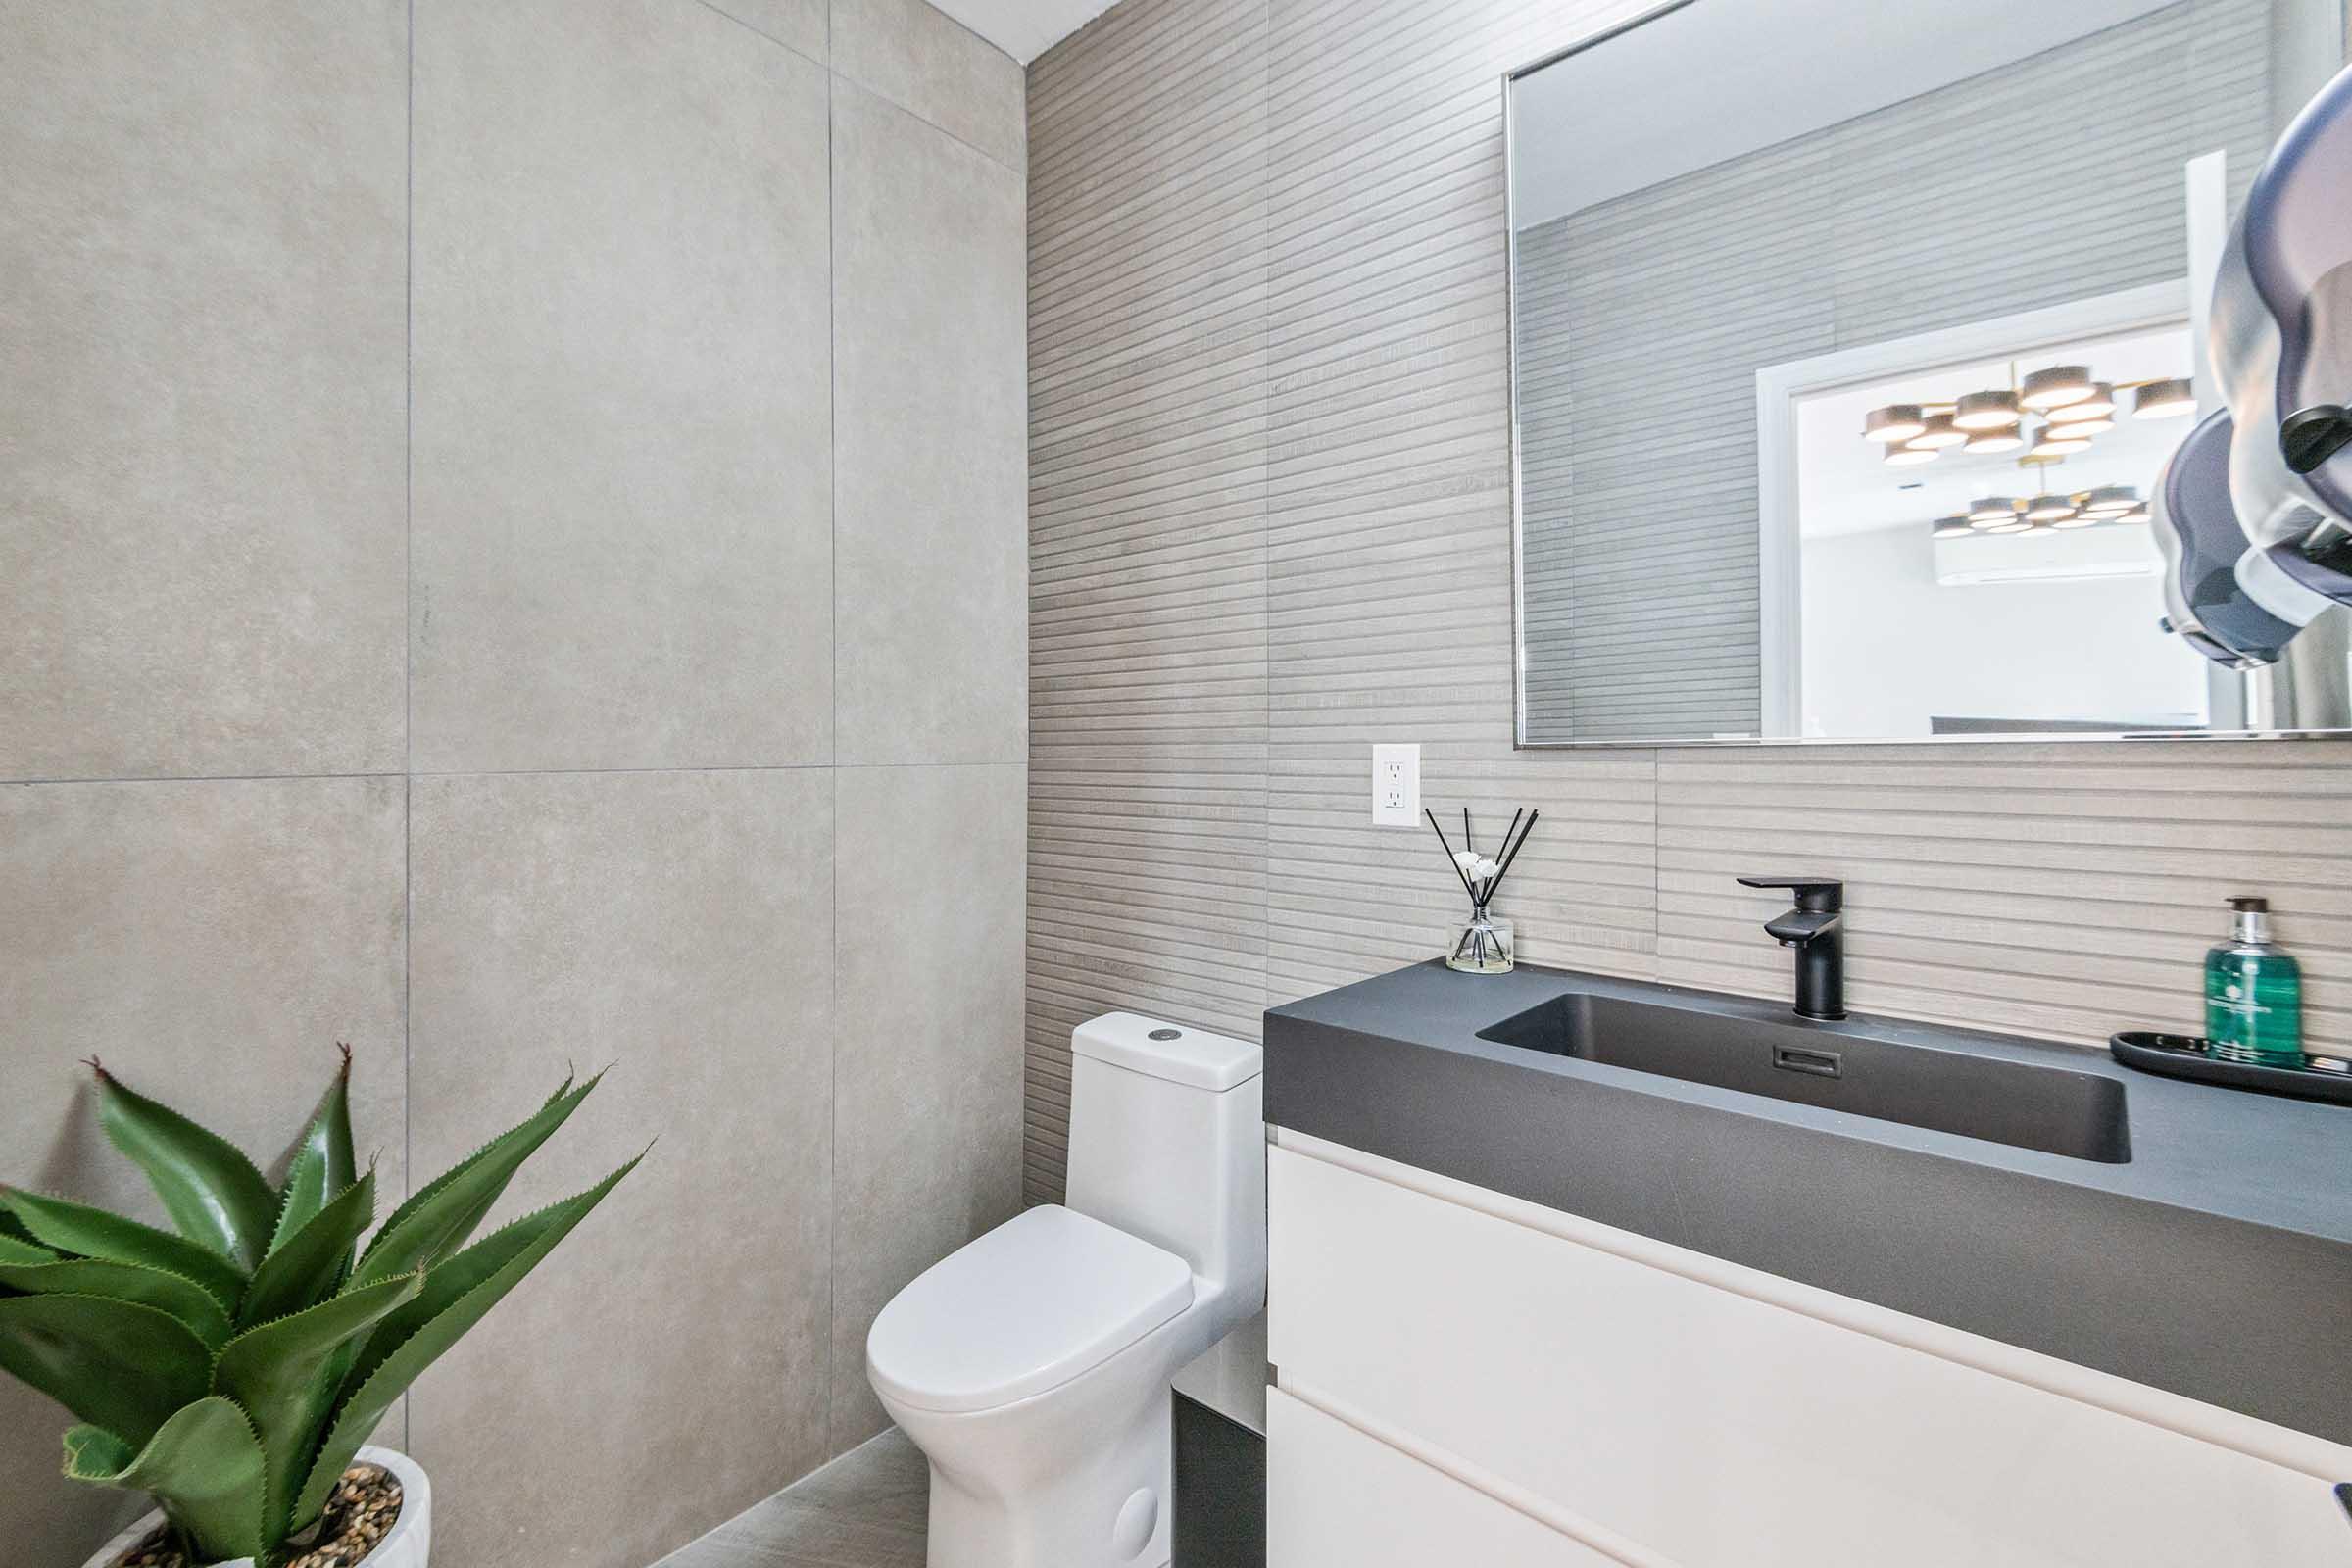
[2230,896,2270,912]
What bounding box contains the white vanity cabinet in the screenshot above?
[1267,1132,2352,1568]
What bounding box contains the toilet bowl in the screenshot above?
[867,1013,1265,1568]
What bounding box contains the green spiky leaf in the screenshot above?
[0,1188,245,1311]
[0,1257,232,1348]
[269,1048,357,1258]
[62,1423,134,1478]
[0,1233,57,1266]
[293,1156,638,1530]
[90,1062,277,1269]
[238,1168,374,1331]
[0,1294,211,1448]
[355,1073,601,1288]
[64,1397,268,1562]
[213,1270,422,1538]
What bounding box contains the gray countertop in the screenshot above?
[1263,960,2352,1446]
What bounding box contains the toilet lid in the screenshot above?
[867,1205,1193,1415]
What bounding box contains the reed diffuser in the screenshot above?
[1425,807,1538,973]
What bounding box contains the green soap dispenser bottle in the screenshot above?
[2205,896,2303,1064]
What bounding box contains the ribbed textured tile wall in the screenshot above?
[1025,0,1273,1199]
[1025,0,2352,1203]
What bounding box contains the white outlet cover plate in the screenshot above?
[1371,743,1421,826]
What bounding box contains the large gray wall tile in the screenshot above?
[832,0,1026,168]
[829,763,1027,1445]
[706,0,830,60]
[410,0,834,774]
[406,768,836,1568]
[3,0,1031,1560]
[834,83,1029,766]
[0,775,407,1561]
[0,2,408,782]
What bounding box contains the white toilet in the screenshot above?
[866,1012,1265,1568]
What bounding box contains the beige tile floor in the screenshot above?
[654,1428,928,1568]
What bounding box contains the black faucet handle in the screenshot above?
[1737,875,1843,913]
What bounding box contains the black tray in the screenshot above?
[2109,1031,2352,1105]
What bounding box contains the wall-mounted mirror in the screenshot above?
[1507,0,2352,745]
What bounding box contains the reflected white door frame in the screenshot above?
[1754,278,2198,738]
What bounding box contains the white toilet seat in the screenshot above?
[868,1204,1193,1416]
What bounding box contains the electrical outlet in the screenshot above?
[1371,743,1420,825]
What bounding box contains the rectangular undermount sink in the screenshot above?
[1477,992,2132,1163]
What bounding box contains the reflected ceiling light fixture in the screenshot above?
[1860,361,2187,472]
[1907,412,1967,450]
[1883,442,1940,466]
[1953,389,2022,431]
[2021,365,2096,410]
[1864,404,1929,444]
[2133,378,2197,419]
[2046,383,2118,424]
[1921,485,2149,545]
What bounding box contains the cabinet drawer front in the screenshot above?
[1270,1142,2351,1568]
[1271,1389,1622,1567]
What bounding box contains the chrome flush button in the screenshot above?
[1148,1028,1181,1041]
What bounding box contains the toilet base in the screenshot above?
[919,1383,1174,1568]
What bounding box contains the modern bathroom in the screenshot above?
[5,0,2350,1564]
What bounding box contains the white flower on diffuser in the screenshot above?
[1452,849,1482,870]
[1473,858,1501,881]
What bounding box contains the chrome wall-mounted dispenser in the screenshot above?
[2155,62,2352,674]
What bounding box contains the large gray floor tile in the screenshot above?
[828,764,1027,1445]
[410,0,834,774]
[0,775,407,1560]
[0,3,407,781]
[656,1429,928,1568]
[406,767,836,1567]
[832,83,1028,766]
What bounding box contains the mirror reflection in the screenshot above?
[1508,0,2352,744]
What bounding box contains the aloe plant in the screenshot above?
[0,1050,638,1566]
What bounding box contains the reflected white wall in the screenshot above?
[1799,527,2209,737]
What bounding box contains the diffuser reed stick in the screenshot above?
[1424,808,1540,914]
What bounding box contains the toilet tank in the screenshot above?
[1064,1013,1265,1308]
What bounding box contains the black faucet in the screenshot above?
[1737,876,1845,1021]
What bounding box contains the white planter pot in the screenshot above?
[82,1446,430,1568]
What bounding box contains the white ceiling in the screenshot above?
[927,0,1119,64]
[1510,0,2178,229]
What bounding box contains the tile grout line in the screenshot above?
[688,0,1025,177]
[0,759,1029,790]
[1255,0,1273,1045]
[824,47,841,1458]
[829,66,1023,176]
[401,0,416,1457]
